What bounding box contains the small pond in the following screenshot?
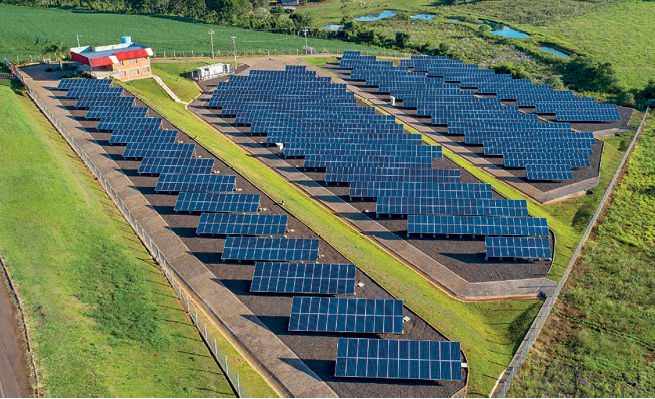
[411,14,436,20]
[323,25,342,31]
[354,10,397,22]
[539,46,571,58]
[481,22,531,38]
[448,18,460,22]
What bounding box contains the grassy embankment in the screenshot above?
[0,73,277,398]
[0,4,375,62]
[124,67,542,398]
[508,114,655,397]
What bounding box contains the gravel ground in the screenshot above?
[55,89,467,398]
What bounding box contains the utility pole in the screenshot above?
[76,34,80,47]
[208,30,215,58]
[303,26,308,53]
[231,36,237,73]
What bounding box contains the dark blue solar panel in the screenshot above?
[138,157,214,175]
[289,297,403,333]
[155,173,236,193]
[335,338,462,381]
[251,263,356,295]
[197,213,287,236]
[408,215,549,236]
[485,236,552,259]
[174,192,260,213]
[222,237,319,262]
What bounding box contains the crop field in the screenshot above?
[508,115,655,397]
[0,4,373,62]
[0,79,241,397]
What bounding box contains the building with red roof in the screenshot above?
[71,37,153,81]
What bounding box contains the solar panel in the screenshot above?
[335,338,462,381]
[109,129,178,145]
[123,143,195,159]
[288,297,403,333]
[485,236,552,260]
[197,213,288,235]
[174,192,260,213]
[222,237,319,262]
[138,157,214,175]
[155,173,236,193]
[525,164,573,181]
[251,262,356,295]
[408,215,549,236]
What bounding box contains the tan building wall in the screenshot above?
[110,57,151,81]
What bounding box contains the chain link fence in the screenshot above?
[492,107,650,397]
[5,58,251,398]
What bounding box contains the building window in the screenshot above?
[119,71,126,77]
[142,67,150,73]
[130,69,139,75]
[129,59,138,64]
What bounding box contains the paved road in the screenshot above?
[0,268,31,398]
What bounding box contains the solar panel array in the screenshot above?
[341,52,553,261]
[335,338,462,381]
[56,76,465,383]
[341,52,609,183]
[251,262,356,295]
[288,297,404,333]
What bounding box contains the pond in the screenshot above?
[354,10,397,22]
[539,46,571,58]
[411,14,436,20]
[323,25,342,31]
[448,19,460,22]
[481,22,531,38]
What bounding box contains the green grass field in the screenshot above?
[0,4,374,62]
[508,115,655,397]
[0,77,276,397]
[120,75,545,398]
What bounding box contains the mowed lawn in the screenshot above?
[121,75,544,398]
[509,115,655,397]
[0,79,238,397]
[535,1,655,90]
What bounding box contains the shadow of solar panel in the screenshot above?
[137,157,214,175]
[408,215,549,236]
[222,237,319,262]
[485,236,552,260]
[122,142,195,159]
[251,262,356,294]
[174,192,260,213]
[197,213,287,235]
[288,297,403,333]
[156,173,236,193]
[335,338,462,380]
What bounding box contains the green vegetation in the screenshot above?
[150,61,209,102]
[121,75,543,398]
[508,115,655,397]
[0,82,238,397]
[0,4,374,62]
[532,1,655,90]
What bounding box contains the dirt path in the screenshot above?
[0,264,31,398]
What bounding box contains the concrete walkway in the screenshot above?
[151,75,187,104]
[189,58,558,300]
[20,64,336,399]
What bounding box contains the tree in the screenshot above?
[617,92,636,107]
[42,41,70,71]
[477,24,491,37]
[395,31,410,49]
[491,62,531,80]
[289,12,313,28]
[564,56,621,93]
[548,75,564,90]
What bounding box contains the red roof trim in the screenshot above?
[114,48,150,61]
